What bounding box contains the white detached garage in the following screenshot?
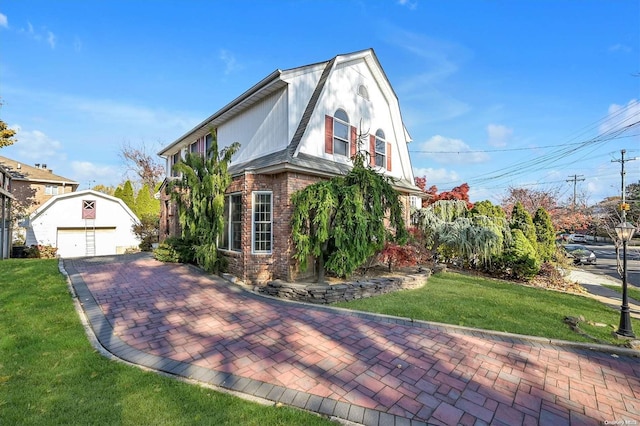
[24,189,141,257]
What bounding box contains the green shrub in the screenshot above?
[132,213,159,252]
[497,229,540,280]
[153,237,195,264]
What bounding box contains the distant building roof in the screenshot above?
[0,156,79,186]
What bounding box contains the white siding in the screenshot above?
[281,67,324,143]
[296,57,414,183]
[219,88,289,165]
[26,191,140,256]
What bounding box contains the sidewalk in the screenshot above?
[62,254,640,426]
[567,268,640,319]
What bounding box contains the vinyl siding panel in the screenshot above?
[218,88,289,166]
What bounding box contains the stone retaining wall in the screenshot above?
[257,269,432,304]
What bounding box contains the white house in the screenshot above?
[158,49,422,284]
[24,189,141,257]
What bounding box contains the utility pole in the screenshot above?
[611,149,638,222]
[566,174,585,211]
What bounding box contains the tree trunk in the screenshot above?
[317,241,329,284]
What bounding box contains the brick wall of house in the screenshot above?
[216,171,327,285]
[11,181,75,214]
[162,170,413,286]
[158,186,181,241]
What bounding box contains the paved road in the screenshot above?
[63,254,640,426]
[579,244,640,289]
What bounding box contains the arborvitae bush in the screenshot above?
[533,207,556,262]
[499,229,540,280]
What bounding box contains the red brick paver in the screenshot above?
[66,255,640,425]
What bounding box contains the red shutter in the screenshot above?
[350,126,357,158]
[386,143,392,171]
[369,135,376,167]
[325,115,333,154]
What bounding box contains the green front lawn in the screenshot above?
[335,271,640,345]
[0,259,332,426]
[602,283,640,303]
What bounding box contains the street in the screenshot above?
[574,243,640,288]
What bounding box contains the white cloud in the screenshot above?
[47,31,56,49]
[219,49,242,75]
[18,21,56,49]
[12,126,64,161]
[609,44,632,53]
[413,167,459,185]
[70,161,123,188]
[70,96,197,131]
[397,0,418,10]
[416,135,490,164]
[486,124,513,147]
[0,13,8,28]
[599,99,640,135]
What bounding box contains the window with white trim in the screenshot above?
[45,185,58,195]
[333,109,350,157]
[375,129,386,168]
[190,140,199,154]
[358,84,369,100]
[220,194,242,251]
[205,133,213,157]
[171,152,181,177]
[252,191,272,253]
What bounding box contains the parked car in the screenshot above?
[564,244,596,265]
[569,234,587,243]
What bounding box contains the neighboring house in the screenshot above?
[0,163,14,259]
[0,156,79,216]
[23,189,141,257]
[158,49,421,285]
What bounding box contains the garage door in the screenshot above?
[56,228,116,257]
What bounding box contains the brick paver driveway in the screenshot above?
[63,254,640,426]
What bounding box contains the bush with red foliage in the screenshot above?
[377,240,431,272]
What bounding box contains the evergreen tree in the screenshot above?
[414,199,509,267]
[291,149,407,282]
[470,200,506,219]
[113,186,123,200]
[135,183,157,218]
[502,229,540,279]
[168,131,239,273]
[510,201,538,257]
[533,207,556,262]
[119,180,137,215]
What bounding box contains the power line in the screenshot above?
[409,134,640,154]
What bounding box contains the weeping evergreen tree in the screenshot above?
[533,207,556,262]
[291,149,407,282]
[167,131,239,273]
[413,199,509,267]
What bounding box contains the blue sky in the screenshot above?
[1,0,638,205]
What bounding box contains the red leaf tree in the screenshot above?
[415,176,473,209]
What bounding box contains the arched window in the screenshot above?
[358,84,369,100]
[333,109,350,157]
[374,129,386,168]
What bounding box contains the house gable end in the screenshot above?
[293,49,416,187]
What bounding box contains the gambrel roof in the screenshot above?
[159,49,419,193]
